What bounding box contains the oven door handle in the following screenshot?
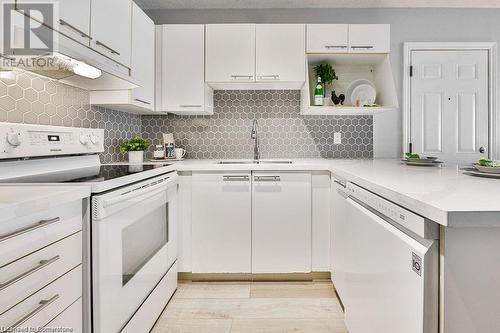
[103,177,177,208]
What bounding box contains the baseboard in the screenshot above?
[178,271,331,282]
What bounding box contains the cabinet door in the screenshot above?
[349,24,390,53]
[130,3,154,109]
[206,24,255,82]
[307,24,348,53]
[330,179,349,301]
[90,0,132,67]
[16,0,91,46]
[252,172,312,273]
[192,173,252,273]
[256,24,305,82]
[162,25,205,113]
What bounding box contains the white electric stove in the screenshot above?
[0,122,179,333]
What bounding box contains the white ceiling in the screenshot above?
[136,0,500,10]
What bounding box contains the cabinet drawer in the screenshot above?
[45,298,82,333]
[0,266,82,331]
[0,200,82,267]
[0,232,82,314]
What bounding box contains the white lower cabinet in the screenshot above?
[252,172,312,273]
[191,172,252,273]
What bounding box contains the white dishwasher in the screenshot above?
[340,182,439,333]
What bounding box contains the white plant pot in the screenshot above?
[128,151,144,163]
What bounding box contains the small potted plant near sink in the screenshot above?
[120,136,150,163]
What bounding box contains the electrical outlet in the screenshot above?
[334,132,342,144]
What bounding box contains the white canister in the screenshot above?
[128,151,144,163]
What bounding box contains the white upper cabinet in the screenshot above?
[349,24,390,53]
[306,24,390,54]
[90,0,132,67]
[256,24,305,82]
[55,0,92,46]
[130,2,154,109]
[161,25,212,115]
[307,24,348,53]
[206,24,256,82]
[15,0,92,46]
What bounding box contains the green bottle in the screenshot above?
[314,77,324,106]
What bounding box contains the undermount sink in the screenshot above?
[216,160,294,165]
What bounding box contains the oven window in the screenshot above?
[122,203,169,285]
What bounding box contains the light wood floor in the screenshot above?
[152,280,348,333]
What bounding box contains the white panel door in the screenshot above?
[410,50,489,163]
[130,3,154,109]
[90,0,132,67]
[252,172,311,273]
[191,172,252,273]
[349,24,390,53]
[256,24,305,82]
[307,24,348,53]
[162,25,205,113]
[206,24,255,82]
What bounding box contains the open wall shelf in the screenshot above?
[301,53,398,116]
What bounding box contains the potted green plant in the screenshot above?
[120,136,150,163]
[313,63,338,105]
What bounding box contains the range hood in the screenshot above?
[15,52,102,80]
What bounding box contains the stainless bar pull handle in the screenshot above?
[325,45,347,49]
[59,19,92,39]
[134,98,151,105]
[8,294,60,329]
[258,75,280,80]
[95,40,120,55]
[336,188,349,199]
[231,75,253,80]
[254,176,281,182]
[0,217,60,242]
[179,104,202,108]
[333,179,346,188]
[0,256,60,290]
[351,46,374,49]
[223,176,250,182]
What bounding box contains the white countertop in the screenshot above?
[0,185,91,222]
[173,158,500,227]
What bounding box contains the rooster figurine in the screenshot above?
[331,91,345,105]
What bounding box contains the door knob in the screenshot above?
[479,147,486,153]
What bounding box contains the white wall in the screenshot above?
[147,8,500,158]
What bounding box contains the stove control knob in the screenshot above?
[7,132,21,147]
[79,135,89,145]
[90,135,100,145]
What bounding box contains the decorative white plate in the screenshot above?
[351,84,377,106]
[465,170,500,179]
[474,164,500,174]
[401,160,443,167]
[346,79,375,106]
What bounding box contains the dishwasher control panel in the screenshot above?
[346,182,439,240]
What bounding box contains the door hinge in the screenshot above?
[409,65,413,77]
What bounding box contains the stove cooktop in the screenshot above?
[0,164,173,184]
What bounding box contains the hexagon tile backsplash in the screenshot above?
[143,90,373,159]
[1,73,373,161]
[0,70,141,163]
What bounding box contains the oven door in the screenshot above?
[91,173,178,333]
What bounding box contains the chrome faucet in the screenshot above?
[251,119,260,160]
